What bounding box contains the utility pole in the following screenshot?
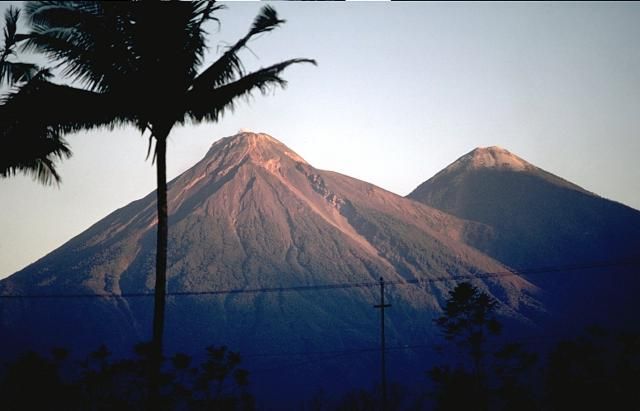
[374,277,391,411]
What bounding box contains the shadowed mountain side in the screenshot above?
[408,146,640,330]
[0,133,542,401]
[0,133,544,406]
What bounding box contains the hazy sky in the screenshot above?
[1,1,639,279]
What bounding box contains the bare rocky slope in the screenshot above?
[1,134,541,401]
[408,146,640,330]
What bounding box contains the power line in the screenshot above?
[243,334,579,362]
[0,259,637,300]
[246,342,503,362]
[244,332,601,374]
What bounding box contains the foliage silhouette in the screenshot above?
[3,330,636,410]
[307,382,423,411]
[544,327,640,411]
[0,6,71,185]
[430,284,640,411]
[428,365,479,411]
[430,282,537,411]
[434,282,501,379]
[0,7,39,85]
[0,343,254,411]
[1,1,315,400]
[0,349,76,410]
[492,342,538,411]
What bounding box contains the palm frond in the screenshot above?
[186,58,316,123]
[0,6,41,86]
[0,76,136,185]
[2,6,19,51]
[194,1,225,28]
[22,1,219,95]
[183,1,225,79]
[0,60,41,86]
[0,131,71,185]
[24,1,101,28]
[251,5,285,35]
[1,76,136,135]
[127,2,216,93]
[22,1,135,92]
[22,29,106,91]
[190,5,286,91]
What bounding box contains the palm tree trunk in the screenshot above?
[153,133,168,357]
[150,133,168,408]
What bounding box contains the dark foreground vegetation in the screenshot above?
[424,284,640,411]
[2,283,638,410]
[0,344,253,411]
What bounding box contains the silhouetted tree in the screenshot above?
[0,348,79,410]
[1,1,314,402]
[545,327,640,411]
[492,342,538,411]
[0,6,71,184]
[430,282,502,410]
[431,284,640,411]
[435,282,501,379]
[0,343,253,411]
[334,382,417,411]
[335,387,377,411]
[428,365,478,411]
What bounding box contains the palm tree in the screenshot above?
[0,6,71,185]
[1,0,314,378]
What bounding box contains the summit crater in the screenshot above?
[464,146,534,171]
[205,131,308,168]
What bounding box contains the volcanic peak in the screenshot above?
[467,146,533,171]
[203,131,308,171]
[447,146,535,173]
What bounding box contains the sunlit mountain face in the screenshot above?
[0,133,542,401]
[1,134,638,404]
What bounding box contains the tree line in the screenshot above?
[0,343,253,411]
[2,282,638,410]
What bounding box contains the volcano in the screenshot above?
[1,133,541,400]
[408,146,640,329]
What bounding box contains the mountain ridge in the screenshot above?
[3,133,639,402]
[1,133,540,358]
[408,145,640,330]
[411,145,594,202]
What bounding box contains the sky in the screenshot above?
[1,1,639,279]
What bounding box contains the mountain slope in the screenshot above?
[0,133,540,401]
[408,146,640,328]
